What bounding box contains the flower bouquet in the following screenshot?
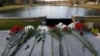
[91,27,99,36]
[9,25,23,36]
[49,22,68,56]
[74,22,84,36]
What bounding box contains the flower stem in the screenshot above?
[41,30,45,56]
[51,35,54,56]
[64,35,70,56]
[72,31,97,56]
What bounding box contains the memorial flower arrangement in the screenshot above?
[23,25,36,43]
[49,22,68,38]
[9,25,23,36]
[68,23,75,29]
[10,25,36,56]
[49,22,67,56]
[35,24,49,43]
[33,24,49,56]
[24,25,34,33]
[56,22,67,31]
[37,25,49,31]
[6,20,98,56]
[75,22,84,36]
[83,22,93,30]
[91,27,99,36]
[75,22,83,30]
[70,21,98,56]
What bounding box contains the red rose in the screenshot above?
[9,25,23,36]
[75,22,83,30]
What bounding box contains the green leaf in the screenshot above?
[35,33,42,39]
[37,37,42,43]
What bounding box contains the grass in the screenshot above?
[0,4,100,12]
[79,4,100,9]
[65,4,100,9]
[84,18,100,22]
[0,4,42,11]
[0,19,40,30]
[0,5,31,11]
[0,4,99,14]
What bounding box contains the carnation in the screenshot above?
[37,25,49,31]
[24,25,34,33]
[68,23,75,29]
[75,22,83,30]
[56,22,63,28]
[56,22,67,30]
[9,25,23,36]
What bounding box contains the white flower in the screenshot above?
[85,22,93,30]
[68,23,75,29]
[56,22,63,28]
[56,22,67,30]
[24,25,34,33]
[37,25,49,31]
[62,25,67,28]
[60,25,67,30]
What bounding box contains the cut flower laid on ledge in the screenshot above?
[37,25,49,31]
[56,22,67,31]
[91,27,99,36]
[9,25,23,36]
[8,21,100,37]
[68,23,75,29]
[24,25,34,33]
[75,21,84,36]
